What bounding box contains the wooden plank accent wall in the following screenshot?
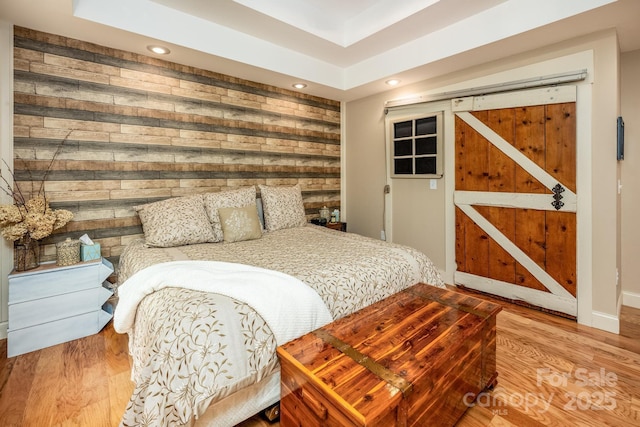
[12,27,341,266]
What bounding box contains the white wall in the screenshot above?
[0,21,14,339]
[345,30,621,333]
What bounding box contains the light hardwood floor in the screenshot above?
[1,290,639,427]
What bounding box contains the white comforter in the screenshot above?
[114,260,333,346]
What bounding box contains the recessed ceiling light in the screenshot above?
[147,45,170,55]
[292,83,307,89]
[386,79,400,86]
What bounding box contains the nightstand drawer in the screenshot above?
[8,309,113,357]
[9,284,113,330]
[325,222,346,232]
[9,258,113,303]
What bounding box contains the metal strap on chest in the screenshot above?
[313,328,413,397]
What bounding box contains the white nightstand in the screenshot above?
[7,258,115,357]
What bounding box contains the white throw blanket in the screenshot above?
[114,260,333,345]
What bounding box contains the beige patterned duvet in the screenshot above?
[117,225,444,426]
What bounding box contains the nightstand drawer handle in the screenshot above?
[301,388,328,420]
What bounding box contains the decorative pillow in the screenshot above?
[203,186,256,242]
[258,184,306,231]
[134,195,216,247]
[218,204,263,243]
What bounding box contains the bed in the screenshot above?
[113,185,445,427]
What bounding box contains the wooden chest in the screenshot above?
[277,283,502,427]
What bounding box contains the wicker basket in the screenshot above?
[56,238,80,266]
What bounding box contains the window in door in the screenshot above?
[390,111,443,178]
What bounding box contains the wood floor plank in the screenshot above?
[22,345,62,426]
[1,291,639,427]
[109,371,134,427]
[0,347,39,426]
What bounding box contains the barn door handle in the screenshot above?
[551,184,565,210]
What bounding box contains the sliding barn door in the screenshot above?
[454,87,577,316]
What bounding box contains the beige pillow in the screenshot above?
[218,204,263,243]
[135,195,216,247]
[203,187,257,242]
[258,184,306,231]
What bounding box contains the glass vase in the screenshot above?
[14,237,40,271]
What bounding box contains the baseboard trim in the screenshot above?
[622,291,640,309]
[591,310,620,334]
[0,321,7,340]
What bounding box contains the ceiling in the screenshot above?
[1,0,639,101]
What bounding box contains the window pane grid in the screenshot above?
[390,112,442,178]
